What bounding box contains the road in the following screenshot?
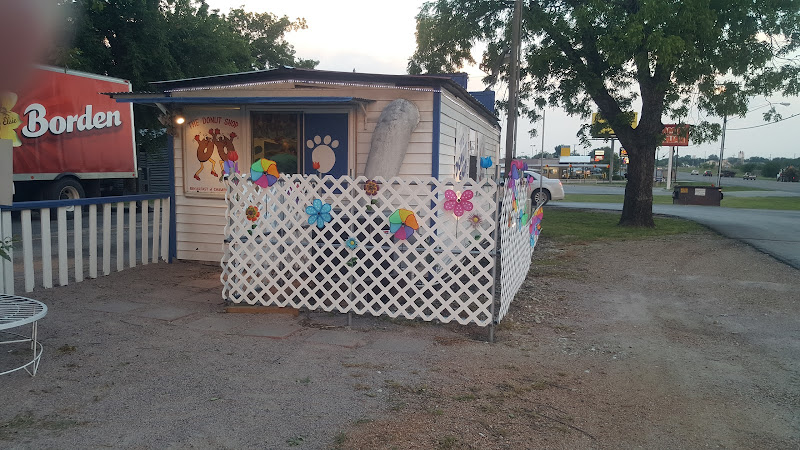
[552,192,800,268]
[677,170,800,193]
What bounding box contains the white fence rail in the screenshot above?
[221,173,537,328]
[0,195,171,295]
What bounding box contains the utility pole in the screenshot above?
[503,0,522,177]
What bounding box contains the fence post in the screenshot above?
[1,140,13,294]
[0,210,13,295]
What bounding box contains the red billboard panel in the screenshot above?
[7,67,136,177]
[662,124,690,146]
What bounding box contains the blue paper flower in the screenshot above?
[345,236,358,250]
[480,156,493,169]
[305,199,332,229]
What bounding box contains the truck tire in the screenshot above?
[45,178,85,203]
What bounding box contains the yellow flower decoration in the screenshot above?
[0,92,22,147]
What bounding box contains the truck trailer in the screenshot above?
[4,66,137,202]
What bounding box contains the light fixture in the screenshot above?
[175,115,185,125]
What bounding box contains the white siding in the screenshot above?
[439,90,501,179]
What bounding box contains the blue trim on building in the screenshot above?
[1,194,169,211]
[115,96,369,105]
[167,134,177,263]
[431,90,441,179]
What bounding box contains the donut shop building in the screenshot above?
[108,67,500,262]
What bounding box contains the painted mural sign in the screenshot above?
[455,123,469,181]
[184,110,242,197]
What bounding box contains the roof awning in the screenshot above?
[109,96,374,105]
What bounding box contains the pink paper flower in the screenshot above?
[443,189,474,217]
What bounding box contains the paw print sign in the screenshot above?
[307,135,339,174]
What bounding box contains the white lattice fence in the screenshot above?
[221,173,503,326]
[498,177,535,322]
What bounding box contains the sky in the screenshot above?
[206,0,800,160]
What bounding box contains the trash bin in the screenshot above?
[672,186,723,206]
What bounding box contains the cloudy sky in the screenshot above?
[206,0,799,160]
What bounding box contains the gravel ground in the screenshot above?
[1,228,798,449]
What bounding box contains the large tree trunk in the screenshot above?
[619,143,656,227]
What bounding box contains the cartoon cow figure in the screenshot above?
[193,130,216,181]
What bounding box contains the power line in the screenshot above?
[727,112,800,130]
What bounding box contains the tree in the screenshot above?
[409,0,800,226]
[50,0,317,152]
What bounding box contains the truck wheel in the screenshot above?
[532,188,551,205]
[45,178,85,212]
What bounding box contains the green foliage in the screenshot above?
[48,0,317,152]
[760,160,782,178]
[409,0,800,226]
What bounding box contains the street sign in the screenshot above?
[662,124,690,146]
[591,112,638,137]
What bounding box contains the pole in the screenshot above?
[503,0,522,177]
[716,113,727,187]
[666,146,674,189]
[540,109,545,190]
[610,139,615,182]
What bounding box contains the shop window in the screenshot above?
[251,112,300,174]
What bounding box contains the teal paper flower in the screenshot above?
[305,199,332,229]
[345,236,358,250]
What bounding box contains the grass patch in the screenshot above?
[558,194,673,204]
[541,209,705,243]
[717,196,800,210]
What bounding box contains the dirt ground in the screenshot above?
[1,228,798,449]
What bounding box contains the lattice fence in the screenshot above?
[220,173,536,327]
[498,177,536,322]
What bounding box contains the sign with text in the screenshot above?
[183,110,243,197]
[661,124,690,146]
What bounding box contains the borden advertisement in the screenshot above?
[183,110,242,197]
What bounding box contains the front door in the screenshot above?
[303,113,348,177]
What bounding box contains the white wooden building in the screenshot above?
[110,67,500,262]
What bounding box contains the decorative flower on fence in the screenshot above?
[305,199,333,229]
[251,158,280,188]
[312,161,321,172]
[345,236,359,267]
[246,206,260,221]
[480,156,493,169]
[245,205,260,235]
[389,209,419,240]
[530,205,543,248]
[443,189,474,217]
[364,180,380,196]
[468,213,482,228]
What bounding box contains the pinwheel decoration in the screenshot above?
[389,209,419,240]
[250,158,280,188]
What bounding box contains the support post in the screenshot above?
[503,0,522,176]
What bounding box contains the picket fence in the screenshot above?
[221,173,536,329]
[0,195,171,295]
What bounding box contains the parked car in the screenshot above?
[720,170,736,177]
[690,170,699,175]
[743,172,757,180]
[523,171,565,205]
[703,170,713,176]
